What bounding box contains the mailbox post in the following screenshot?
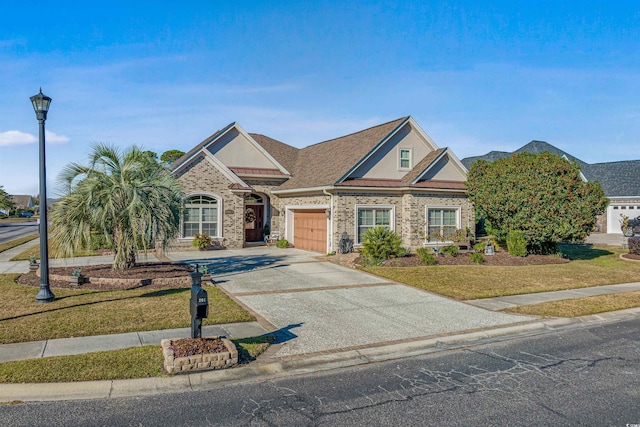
[189,271,209,338]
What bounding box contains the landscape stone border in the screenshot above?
[35,269,190,287]
[161,337,238,374]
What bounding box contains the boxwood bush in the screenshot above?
[507,230,527,257]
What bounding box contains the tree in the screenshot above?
[50,143,184,270]
[160,149,185,164]
[466,152,608,253]
[0,186,14,212]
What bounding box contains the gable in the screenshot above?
[207,127,280,170]
[418,154,466,181]
[347,122,436,180]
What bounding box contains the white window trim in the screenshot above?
[179,193,223,240]
[399,148,412,170]
[354,204,396,245]
[424,206,461,244]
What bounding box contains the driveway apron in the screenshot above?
[170,248,533,358]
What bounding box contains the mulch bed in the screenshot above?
[622,253,640,261]
[379,251,569,267]
[17,262,194,291]
[169,337,227,357]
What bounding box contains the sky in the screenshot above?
[1,1,639,196]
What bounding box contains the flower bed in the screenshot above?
[162,337,238,374]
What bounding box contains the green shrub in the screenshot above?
[629,236,640,255]
[360,227,405,262]
[416,247,437,265]
[192,233,212,250]
[470,252,485,264]
[506,230,527,257]
[473,242,486,252]
[441,245,459,256]
[276,239,289,248]
[89,233,114,250]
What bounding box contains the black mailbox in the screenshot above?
[190,287,209,319]
[189,271,209,338]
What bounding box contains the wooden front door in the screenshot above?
[245,204,264,242]
[293,210,327,252]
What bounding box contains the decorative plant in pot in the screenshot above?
[197,265,214,284]
[28,255,39,272]
[69,267,86,285]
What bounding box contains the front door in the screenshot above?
[245,204,264,242]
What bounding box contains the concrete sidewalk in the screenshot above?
[0,322,268,364]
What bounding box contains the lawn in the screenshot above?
[0,234,39,254]
[505,291,640,318]
[0,336,272,383]
[364,244,640,300]
[9,243,98,261]
[0,274,255,344]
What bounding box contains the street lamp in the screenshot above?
[30,88,54,303]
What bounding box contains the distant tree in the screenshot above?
[160,149,185,164]
[0,186,14,212]
[466,152,608,254]
[142,150,158,160]
[50,144,184,270]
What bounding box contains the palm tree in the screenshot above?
[50,143,184,270]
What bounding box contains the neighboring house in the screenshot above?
[170,116,472,252]
[10,195,35,210]
[462,141,640,234]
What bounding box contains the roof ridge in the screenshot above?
[303,116,409,148]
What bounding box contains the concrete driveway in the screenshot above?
[169,247,533,358]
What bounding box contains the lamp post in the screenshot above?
[30,88,54,303]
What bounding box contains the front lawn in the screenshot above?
[0,234,38,254]
[364,244,640,300]
[0,336,273,383]
[0,274,255,344]
[505,291,640,318]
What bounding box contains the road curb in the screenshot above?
[2,307,639,403]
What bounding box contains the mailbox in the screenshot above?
[189,271,209,338]
[190,287,209,319]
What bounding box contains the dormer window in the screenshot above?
[399,148,412,169]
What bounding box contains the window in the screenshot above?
[183,195,219,238]
[399,148,412,169]
[426,207,459,241]
[356,206,393,244]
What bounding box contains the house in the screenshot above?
[170,116,472,252]
[10,195,34,210]
[462,141,640,234]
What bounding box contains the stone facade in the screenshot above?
[174,155,471,252]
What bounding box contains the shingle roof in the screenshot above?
[582,161,640,197]
[461,140,640,198]
[249,133,299,174]
[228,167,286,176]
[10,195,33,208]
[277,117,409,190]
[400,148,446,185]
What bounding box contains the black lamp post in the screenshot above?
[30,88,55,303]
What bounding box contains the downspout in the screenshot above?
[323,189,334,253]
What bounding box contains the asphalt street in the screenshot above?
[0,222,38,244]
[2,317,638,426]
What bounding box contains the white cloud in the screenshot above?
[0,130,69,146]
[0,130,36,146]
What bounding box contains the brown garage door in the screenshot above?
[293,210,327,253]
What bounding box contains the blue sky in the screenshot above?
[1,1,639,196]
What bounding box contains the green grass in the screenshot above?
[505,291,640,318]
[0,274,255,343]
[0,336,274,383]
[364,244,640,300]
[9,243,99,261]
[0,234,39,254]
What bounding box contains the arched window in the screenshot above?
[183,195,219,238]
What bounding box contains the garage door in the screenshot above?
[293,210,327,252]
[608,204,640,234]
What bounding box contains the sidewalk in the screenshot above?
[0,322,268,364]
